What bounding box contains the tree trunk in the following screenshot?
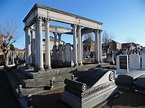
[4,53,9,70]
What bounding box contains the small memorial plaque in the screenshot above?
[119,56,127,69]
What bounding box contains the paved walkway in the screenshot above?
[0,69,21,108]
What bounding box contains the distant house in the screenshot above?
[122,42,136,51]
[83,39,95,52]
[110,40,122,51]
[102,40,122,52]
[15,48,25,60]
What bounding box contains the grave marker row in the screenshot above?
[116,51,145,74]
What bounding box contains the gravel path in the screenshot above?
[31,88,145,108]
[103,89,145,108]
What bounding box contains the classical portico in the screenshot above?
[23,4,102,71]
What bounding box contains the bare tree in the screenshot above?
[0,19,21,70]
[83,33,94,51]
[102,31,113,53]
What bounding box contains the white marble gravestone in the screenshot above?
[142,53,145,70]
[116,55,129,74]
[65,43,72,63]
[129,54,140,70]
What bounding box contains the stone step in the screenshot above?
[18,63,108,80]
[34,72,72,87]
[21,87,45,96]
[18,67,76,80]
[11,69,35,87]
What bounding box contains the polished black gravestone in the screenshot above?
[61,68,119,108]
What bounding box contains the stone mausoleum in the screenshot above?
[23,3,103,71]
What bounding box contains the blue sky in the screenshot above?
[0,0,145,49]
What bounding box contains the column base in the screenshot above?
[34,66,44,72]
[74,63,78,67]
[25,64,31,69]
[94,60,99,64]
[45,65,52,71]
[78,63,83,66]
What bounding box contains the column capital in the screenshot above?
[58,33,62,36]
[53,32,58,36]
[34,16,42,23]
[77,25,81,28]
[99,30,103,33]
[71,24,77,28]
[93,29,102,33]
[30,26,35,31]
[43,18,50,23]
[24,26,30,31]
[93,29,98,33]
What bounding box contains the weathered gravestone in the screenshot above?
[129,54,140,70]
[52,45,58,60]
[61,68,119,108]
[116,55,129,74]
[141,52,145,70]
[107,53,115,64]
[64,43,74,67]
[58,44,63,61]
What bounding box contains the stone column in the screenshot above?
[94,29,99,63]
[25,27,31,66]
[58,33,61,45]
[35,18,44,70]
[99,30,102,62]
[53,32,57,45]
[45,19,51,70]
[77,26,82,65]
[72,24,78,66]
[31,27,35,65]
[82,34,84,59]
[35,21,38,68]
